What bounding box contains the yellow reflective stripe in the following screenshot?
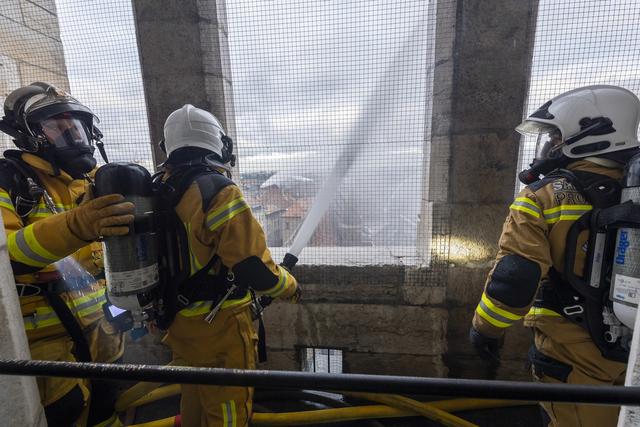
[221,400,237,427]
[23,289,105,330]
[543,204,592,224]
[0,191,14,211]
[516,197,541,209]
[481,293,522,321]
[8,226,59,267]
[35,201,72,211]
[510,197,541,218]
[509,203,540,218]
[206,198,250,231]
[264,268,288,298]
[231,400,237,427]
[528,307,562,317]
[185,222,203,275]
[23,306,62,330]
[179,293,252,317]
[476,304,511,328]
[24,225,59,262]
[7,232,38,266]
[543,204,592,214]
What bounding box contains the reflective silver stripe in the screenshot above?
[15,228,55,265]
[0,194,13,206]
[224,401,233,427]
[206,200,249,230]
[23,292,106,324]
[73,293,106,313]
[511,200,541,215]
[544,208,591,221]
[478,299,517,325]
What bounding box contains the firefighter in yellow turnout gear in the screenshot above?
[469,86,640,426]
[0,82,135,427]
[157,104,299,427]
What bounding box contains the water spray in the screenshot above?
[280,31,419,271]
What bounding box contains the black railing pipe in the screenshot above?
[0,359,638,406]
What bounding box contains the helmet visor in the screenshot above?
[40,114,92,149]
[516,120,564,160]
[534,130,565,160]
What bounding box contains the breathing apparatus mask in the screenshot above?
[0,82,108,179]
[38,113,98,177]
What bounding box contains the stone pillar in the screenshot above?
[0,215,47,427]
[423,0,539,378]
[132,0,236,169]
[1,0,70,152]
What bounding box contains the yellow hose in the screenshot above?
[250,399,531,426]
[343,392,477,427]
[115,360,184,412]
[126,399,532,427]
[128,384,181,409]
[128,416,176,427]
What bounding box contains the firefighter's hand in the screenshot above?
[277,263,301,302]
[469,327,503,365]
[67,194,135,241]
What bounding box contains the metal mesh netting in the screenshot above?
[225,0,430,265]
[518,0,640,185]
[0,1,151,168]
[1,0,640,268]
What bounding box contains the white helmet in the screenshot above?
[516,85,640,160]
[163,104,233,162]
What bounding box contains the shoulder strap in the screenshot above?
[160,165,234,210]
[545,168,621,208]
[0,154,44,217]
[155,165,235,329]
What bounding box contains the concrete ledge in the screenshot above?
[265,302,447,356]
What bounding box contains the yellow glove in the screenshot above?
[67,194,135,241]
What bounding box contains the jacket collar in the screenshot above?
[567,159,623,181]
[19,152,75,183]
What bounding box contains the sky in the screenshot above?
[52,0,640,249]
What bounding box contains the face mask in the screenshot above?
[40,115,97,178]
[53,145,97,178]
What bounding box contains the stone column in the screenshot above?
[422,0,539,378]
[132,0,236,169]
[0,216,46,427]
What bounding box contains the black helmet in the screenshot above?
[2,82,98,152]
[0,82,106,178]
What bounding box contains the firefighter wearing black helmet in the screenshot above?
[0,82,135,427]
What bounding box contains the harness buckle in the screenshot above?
[563,305,584,316]
[177,294,190,307]
[16,283,42,297]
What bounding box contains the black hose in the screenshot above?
[1,359,640,406]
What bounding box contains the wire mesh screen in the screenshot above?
[518,0,640,186]
[0,0,151,169]
[7,1,638,270]
[56,0,152,169]
[226,0,430,265]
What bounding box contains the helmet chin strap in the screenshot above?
[95,139,109,163]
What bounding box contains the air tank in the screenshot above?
[94,162,159,325]
[611,153,640,329]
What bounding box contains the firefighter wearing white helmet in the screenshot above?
[156,104,298,427]
[0,82,135,426]
[469,85,640,427]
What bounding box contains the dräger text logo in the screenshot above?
[616,230,630,265]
